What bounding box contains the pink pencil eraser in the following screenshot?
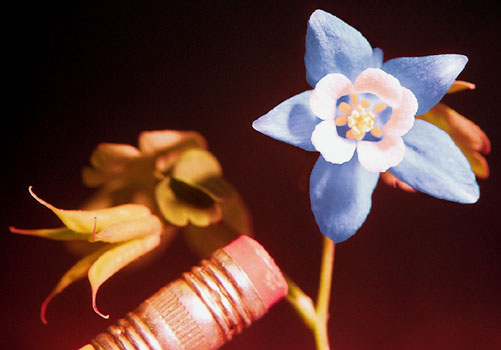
[223,235,288,309]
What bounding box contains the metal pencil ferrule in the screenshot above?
[86,249,268,350]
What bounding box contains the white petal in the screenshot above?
[310,74,353,120]
[311,120,357,164]
[353,68,403,107]
[383,87,418,136]
[357,136,405,172]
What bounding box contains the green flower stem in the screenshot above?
[315,235,335,349]
[285,236,336,350]
[285,277,318,330]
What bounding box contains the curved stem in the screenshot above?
[314,236,335,350]
[285,277,317,330]
[316,236,335,318]
[285,236,336,350]
[312,322,329,350]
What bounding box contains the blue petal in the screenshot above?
[305,9,374,87]
[382,54,468,115]
[310,155,380,243]
[390,120,479,203]
[369,48,384,69]
[252,90,319,151]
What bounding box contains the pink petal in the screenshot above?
[310,74,353,120]
[311,120,357,164]
[353,68,403,107]
[383,87,418,136]
[357,135,406,172]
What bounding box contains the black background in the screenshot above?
[3,1,500,349]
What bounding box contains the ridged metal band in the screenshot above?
[201,258,253,327]
[90,310,164,350]
[210,250,267,322]
[85,247,268,350]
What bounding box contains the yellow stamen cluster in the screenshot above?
[335,94,386,141]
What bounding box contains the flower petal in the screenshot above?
[310,156,379,243]
[369,48,384,69]
[305,9,374,86]
[380,171,417,193]
[382,54,468,115]
[138,130,207,156]
[82,167,112,188]
[383,87,417,136]
[9,226,90,241]
[447,80,475,94]
[29,187,151,233]
[353,68,403,107]
[463,151,490,179]
[89,143,141,173]
[172,149,222,186]
[41,246,110,324]
[390,120,479,203]
[88,234,161,319]
[417,102,490,179]
[418,103,490,154]
[171,149,234,201]
[311,120,357,164]
[253,91,320,151]
[155,178,222,227]
[357,135,406,172]
[310,73,352,119]
[93,215,163,243]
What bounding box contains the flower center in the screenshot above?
[347,103,376,139]
[335,94,387,141]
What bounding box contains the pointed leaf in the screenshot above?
[9,226,90,241]
[88,234,161,319]
[41,246,110,324]
[29,187,151,233]
[93,215,163,243]
[155,178,221,227]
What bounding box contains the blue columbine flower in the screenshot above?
[252,10,479,243]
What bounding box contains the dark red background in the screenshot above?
[3,1,500,349]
